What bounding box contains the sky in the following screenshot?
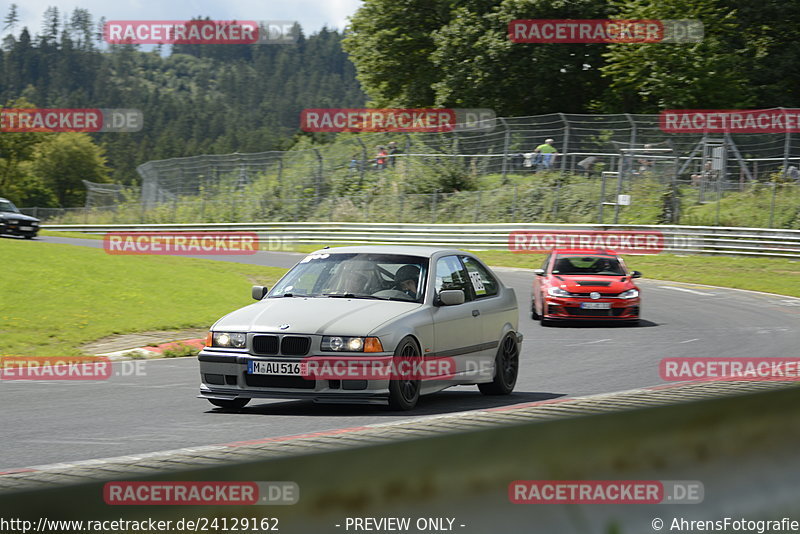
[3,0,363,38]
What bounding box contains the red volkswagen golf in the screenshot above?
[531,249,641,325]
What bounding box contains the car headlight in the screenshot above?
[321,336,383,352]
[619,289,639,299]
[210,332,247,348]
[547,287,573,298]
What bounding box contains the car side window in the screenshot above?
[460,256,498,298]
[435,256,473,302]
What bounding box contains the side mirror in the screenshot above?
[631,271,642,279]
[533,268,545,276]
[252,285,269,300]
[438,289,465,306]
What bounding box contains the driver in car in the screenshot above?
[395,265,420,299]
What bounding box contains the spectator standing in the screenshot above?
[533,139,558,170]
[387,141,402,168]
[375,146,388,170]
[577,156,599,177]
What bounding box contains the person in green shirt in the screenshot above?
[533,138,558,170]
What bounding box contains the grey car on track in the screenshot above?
[0,197,40,239]
[198,246,522,410]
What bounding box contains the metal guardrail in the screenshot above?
[44,222,800,258]
[5,384,800,532]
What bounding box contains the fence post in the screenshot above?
[552,181,561,220]
[599,172,608,223]
[625,113,637,149]
[511,185,517,222]
[474,191,482,223]
[782,127,791,180]
[355,137,367,187]
[715,167,723,226]
[403,134,412,182]
[558,113,569,174]
[613,169,625,224]
[431,190,438,224]
[499,118,511,183]
[769,182,777,228]
[399,193,406,223]
[314,149,323,203]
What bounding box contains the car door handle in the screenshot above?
[472,310,480,317]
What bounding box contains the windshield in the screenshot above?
[0,200,20,214]
[552,255,626,276]
[269,253,429,303]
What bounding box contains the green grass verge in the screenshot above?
[0,239,286,357]
[34,234,800,297]
[292,243,800,298]
[38,230,104,240]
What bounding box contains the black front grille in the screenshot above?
[281,336,310,356]
[565,307,628,317]
[244,374,315,389]
[252,335,279,355]
[575,281,612,287]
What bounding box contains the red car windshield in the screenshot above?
[552,256,625,276]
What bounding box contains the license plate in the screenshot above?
[20,226,33,231]
[248,360,305,376]
[581,302,611,310]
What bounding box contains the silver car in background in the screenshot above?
[198,246,521,410]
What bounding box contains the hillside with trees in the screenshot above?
[0,6,365,206]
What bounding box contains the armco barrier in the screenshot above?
[4,385,800,533]
[44,222,800,258]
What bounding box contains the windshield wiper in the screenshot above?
[321,293,390,300]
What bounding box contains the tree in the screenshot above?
[3,4,18,33]
[430,0,610,115]
[343,0,610,114]
[39,6,60,45]
[342,0,455,106]
[0,98,48,202]
[597,0,753,112]
[31,133,110,207]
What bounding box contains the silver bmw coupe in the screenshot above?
[198,246,521,410]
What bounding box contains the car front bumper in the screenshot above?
[543,297,640,320]
[198,350,398,405]
[1,223,38,237]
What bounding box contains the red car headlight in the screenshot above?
[619,289,639,299]
[547,287,573,298]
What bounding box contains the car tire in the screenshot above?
[479,334,519,396]
[388,337,421,410]
[208,398,250,410]
[530,300,539,320]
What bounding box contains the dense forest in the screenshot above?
[0,6,365,206]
